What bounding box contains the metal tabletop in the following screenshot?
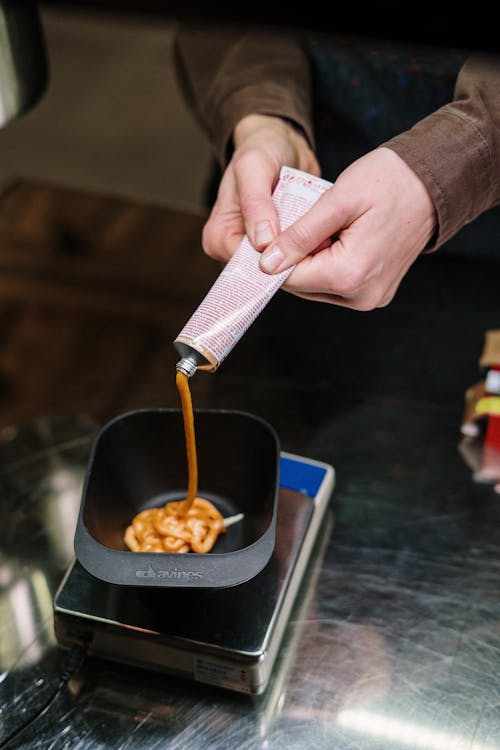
[0,224,499,748]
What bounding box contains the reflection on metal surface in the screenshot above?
[0,418,92,690]
[458,435,500,493]
[337,709,499,750]
[255,511,334,739]
[44,466,85,564]
[0,567,53,669]
[8,578,42,663]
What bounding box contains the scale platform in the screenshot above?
[54,452,335,695]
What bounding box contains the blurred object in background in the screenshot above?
[459,329,500,494]
[0,0,48,128]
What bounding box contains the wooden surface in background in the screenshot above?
[0,180,217,430]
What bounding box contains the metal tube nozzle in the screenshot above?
[176,356,198,377]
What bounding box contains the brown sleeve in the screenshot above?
[382,54,500,251]
[172,25,314,168]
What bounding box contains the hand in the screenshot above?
[202,114,320,263]
[259,147,437,310]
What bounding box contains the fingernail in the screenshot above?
[260,245,284,273]
[254,220,274,248]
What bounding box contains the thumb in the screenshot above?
[259,187,350,274]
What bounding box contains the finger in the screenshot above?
[284,236,406,311]
[289,285,395,309]
[286,289,357,306]
[259,185,354,274]
[232,151,281,249]
[202,169,246,263]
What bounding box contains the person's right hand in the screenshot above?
[201,113,320,263]
[259,146,437,310]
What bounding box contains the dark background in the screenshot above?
[42,1,500,53]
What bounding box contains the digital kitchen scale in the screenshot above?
[54,452,335,696]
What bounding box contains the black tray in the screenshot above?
[74,408,280,588]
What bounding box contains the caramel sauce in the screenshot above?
[124,370,226,554]
[175,370,198,511]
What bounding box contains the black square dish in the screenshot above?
[74,409,280,588]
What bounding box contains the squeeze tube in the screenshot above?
[174,166,333,375]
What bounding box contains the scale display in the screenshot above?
[54,453,335,695]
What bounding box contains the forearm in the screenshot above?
[382,54,500,251]
[172,26,315,167]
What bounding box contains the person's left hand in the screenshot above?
[201,113,320,265]
[259,146,437,310]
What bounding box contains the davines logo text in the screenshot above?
[136,564,203,580]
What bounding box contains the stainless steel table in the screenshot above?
[1,241,499,749]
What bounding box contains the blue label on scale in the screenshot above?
[279,456,327,497]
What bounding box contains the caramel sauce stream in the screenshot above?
[175,370,198,512]
[123,369,227,553]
